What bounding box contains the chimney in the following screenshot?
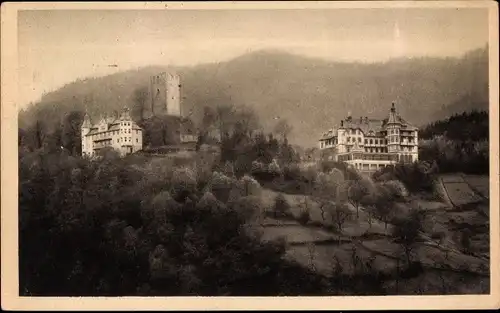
[391,102,396,113]
[359,117,363,123]
[340,120,344,127]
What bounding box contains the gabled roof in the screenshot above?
[344,118,385,136]
[320,129,336,140]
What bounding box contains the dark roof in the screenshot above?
[344,118,385,135]
[320,129,336,141]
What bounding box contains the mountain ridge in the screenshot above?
[19,46,489,148]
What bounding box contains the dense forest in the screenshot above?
[18,106,332,296]
[418,110,489,174]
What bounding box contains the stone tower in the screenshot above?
[145,72,181,118]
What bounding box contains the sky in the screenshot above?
[18,7,489,108]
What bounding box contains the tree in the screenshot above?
[347,180,370,219]
[370,184,396,229]
[62,111,84,155]
[33,119,46,149]
[392,209,424,266]
[132,87,148,121]
[273,119,293,141]
[327,202,351,232]
[273,193,291,218]
[196,106,218,151]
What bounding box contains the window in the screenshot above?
[136,138,138,143]
[365,139,368,144]
[370,139,373,144]
[358,137,361,143]
[347,137,350,142]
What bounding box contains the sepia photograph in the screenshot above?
[1,1,499,310]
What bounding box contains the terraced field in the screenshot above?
[463,175,490,199]
[253,176,490,294]
[439,174,485,207]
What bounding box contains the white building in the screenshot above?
[318,103,419,173]
[81,107,143,157]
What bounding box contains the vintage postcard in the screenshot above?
[1,1,499,310]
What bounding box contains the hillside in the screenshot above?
[19,46,489,147]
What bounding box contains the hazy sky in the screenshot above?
[18,8,489,108]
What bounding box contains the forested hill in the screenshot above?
[19,46,488,148]
[419,110,489,141]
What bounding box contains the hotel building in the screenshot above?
[318,103,418,173]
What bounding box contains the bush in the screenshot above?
[297,209,311,225]
[373,162,435,194]
[207,171,235,203]
[273,193,292,218]
[170,167,197,202]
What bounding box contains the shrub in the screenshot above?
[297,209,311,225]
[170,167,197,202]
[273,193,292,218]
[240,175,262,197]
[207,171,235,203]
[382,180,409,199]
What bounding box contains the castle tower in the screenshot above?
[386,102,401,153]
[146,72,181,118]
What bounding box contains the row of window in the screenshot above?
[364,147,388,153]
[352,163,387,170]
[344,128,416,136]
[117,137,139,144]
[91,129,140,139]
[84,137,140,148]
[346,137,388,145]
[338,153,399,162]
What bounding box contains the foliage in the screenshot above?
[372,162,436,194]
[272,193,292,219]
[347,179,371,219]
[327,202,352,232]
[392,209,425,267]
[420,110,488,142]
[19,149,330,296]
[417,110,489,175]
[297,208,311,226]
[419,136,488,175]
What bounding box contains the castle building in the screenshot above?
[81,107,143,157]
[143,71,197,145]
[145,72,182,118]
[318,103,418,173]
